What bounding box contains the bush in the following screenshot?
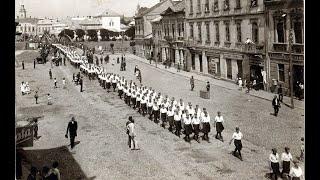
[129,41,135,46]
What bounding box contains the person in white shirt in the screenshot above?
[20,82,25,95]
[62,78,66,89]
[174,110,182,137]
[229,127,243,161]
[126,89,132,107]
[117,83,123,99]
[126,117,140,150]
[269,148,280,179]
[178,99,185,111]
[281,147,293,176]
[140,96,147,116]
[152,101,160,124]
[214,111,225,141]
[167,106,175,133]
[200,108,211,142]
[184,114,192,143]
[289,161,303,180]
[147,98,153,119]
[238,78,243,90]
[160,104,168,129]
[192,114,201,143]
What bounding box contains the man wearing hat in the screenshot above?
[65,117,78,150]
[272,95,281,116]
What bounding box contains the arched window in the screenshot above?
[252,22,258,43]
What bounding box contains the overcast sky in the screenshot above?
[15,0,159,18]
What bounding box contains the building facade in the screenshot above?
[264,0,304,95]
[184,0,266,87]
[134,0,175,59]
[94,9,121,32]
[15,5,38,37]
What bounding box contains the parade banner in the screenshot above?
[16,125,35,147]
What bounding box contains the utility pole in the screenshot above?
[289,28,294,109]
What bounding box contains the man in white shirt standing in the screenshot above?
[126,116,140,150]
[229,127,243,161]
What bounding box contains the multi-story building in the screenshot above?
[37,19,55,35]
[15,5,38,37]
[93,9,121,32]
[134,0,175,59]
[184,0,266,88]
[157,0,186,68]
[264,0,304,95]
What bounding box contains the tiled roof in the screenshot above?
[135,0,172,18]
[15,18,39,24]
[173,0,185,12]
[95,8,121,17]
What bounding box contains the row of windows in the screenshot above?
[189,21,259,44]
[189,0,258,14]
[19,26,53,33]
[162,23,184,37]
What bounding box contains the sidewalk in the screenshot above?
[125,54,304,110]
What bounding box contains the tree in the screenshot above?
[125,26,135,40]
[75,29,85,41]
[87,30,98,41]
[58,29,75,40]
[99,29,109,41]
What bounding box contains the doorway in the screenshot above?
[199,54,203,72]
[191,53,195,70]
[237,60,243,78]
[226,59,232,79]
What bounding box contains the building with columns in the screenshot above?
[184,0,266,87]
[264,0,304,95]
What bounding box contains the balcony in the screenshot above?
[224,42,231,48]
[273,43,288,52]
[184,39,198,47]
[214,41,220,46]
[236,42,264,54]
[292,43,304,54]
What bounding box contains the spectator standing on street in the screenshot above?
[47,94,52,105]
[54,78,57,88]
[214,111,224,141]
[289,161,303,180]
[206,81,210,92]
[34,91,39,104]
[33,119,39,140]
[80,77,83,92]
[65,117,78,150]
[126,117,132,148]
[27,166,37,180]
[134,65,138,75]
[269,148,280,180]
[272,95,281,116]
[238,78,243,91]
[190,76,195,91]
[299,137,304,161]
[127,117,140,150]
[62,78,66,89]
[22,61,25,70]
[49,69,52,79]
[63,57,66,66]
[177,62,181,72]
[281,147,293,177]
[50,161,61,180]
[278,84,283,102]
[229,127,243,161]
[33,59,36,69]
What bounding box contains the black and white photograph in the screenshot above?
[15,0,305,179]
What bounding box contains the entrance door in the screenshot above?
[226,59,232,79]
[293,65,304,92]
[199,54,203,72]
[191,53,195,70]
[250,65,264,90]
[237,60,243,78]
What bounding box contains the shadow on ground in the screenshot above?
[18,146,96,180]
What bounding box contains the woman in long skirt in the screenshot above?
[229,127,243,161]
[184,114,192,142]
[269,148,280,179]
[281,147,293,177]
[174,110,182,137]
[214,111,224,141]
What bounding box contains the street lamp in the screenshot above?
[283,13,294,109]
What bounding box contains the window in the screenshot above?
[225,22,230,42]
[213,0,219,12]
[197,0,201,13]
[235,0,241,9]
[276,21,284,43]
[236,22,241,42]
[293,21,302,43]
[250,0,257,7]
[224,0,230,10]
[190,0,193,14]
[197,22,202,42]
[190,23,194,38]
[28,26,31,32]
[278,64,285,82]
[181,23,184,34]
[172,24,175,37]
[252,22,259,43]
[32,27,35,32]
[206,23,210,42]
[205,0,209,12]
[215,23,220,42]
[178,23,181,36]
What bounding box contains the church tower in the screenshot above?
[19,5,27,19]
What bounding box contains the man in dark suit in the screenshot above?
[272,95,281,116]
[79,77,83,92]
[66,117,78,149]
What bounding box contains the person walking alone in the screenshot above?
[272,95,281,116]
[229,127,243,161]
[34,91,39,104]
[126,117,132,148]
[206,81,210,92]
[127,117,140,150]
[190,76,195,91]
[65,117,78,150]
[49,69,52,79]
[33,59,36,69]
[22,61,25,70]
[79,77,83,92]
